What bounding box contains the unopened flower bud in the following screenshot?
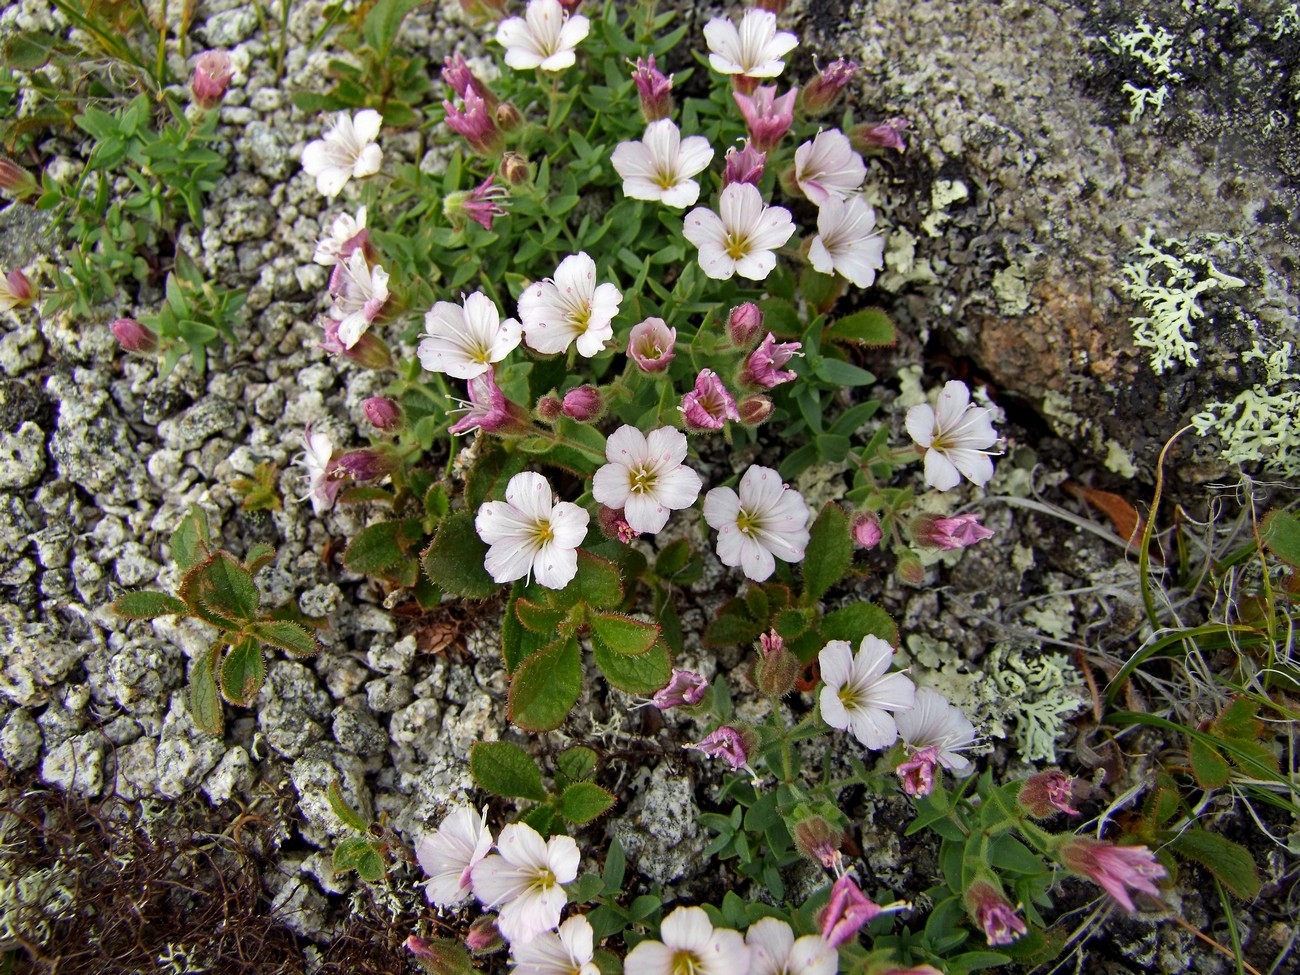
[346,332,396,371]
[561,385,602,422]
[895,745,940,797]
[191,50,233,110]
[0,269,33,311]
[631,55,674,122]
[500,151,531,185]
[913,513,995,551]
[850,118,910,155]
[793,815,844,868]
[536,394,563,422]
[801,59,857,115]
[495,102,523,131]
[722,142,765,188]
[362,397,402,430]
[819,874,884,949]
[737,394,773,427]
[333,446,400,482]
[753,628,799,698]
[597,505,639,543]
[458,0,507,20]
[1018,770,1080,817]
[442,53,498,110]
[726,302,763,346]
[627,317,676,373]
[466,916,504,954]
[896,550,925,585]
[110,317,158,354]
[0,158,38,200]
[852,514,882,549]
[406,934,475,974]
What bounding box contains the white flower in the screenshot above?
[808,195,885,289]
[702,465,810,582]
[591,425,703,535]
[683,182,795,281]
[704,9,798,79]
[624,907,750,975]
[818,636,917,750]
[895,687,977,771]
[471,822,580,946]
[313,206,368,265]
[418,291,522,380]
[496,0,590,73]
[612,120,714,208]
[475,472,590,589]
[745,918,838,975]
[328,248,390,348]
[302,110,383,198]
[299,425,338,514]
[519,252,622,357]
[794,129,866,205]
[904,380,999,490]
[416,805,493,908]
[511,915,600,975]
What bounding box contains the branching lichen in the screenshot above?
[1102,18,1184,123]
[1192,340,1300,477]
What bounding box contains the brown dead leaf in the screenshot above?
[1063,480,1161,561]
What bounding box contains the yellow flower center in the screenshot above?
[724,233,749,260]
[671,950,702,975]
[533,520,555,545]
[630,467,655,494]
[736,508,758,536]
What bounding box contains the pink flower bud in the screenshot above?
[726,302,763,346]
[333,447,399,482]
[732,86,797,152]
[754,0,788,12]
[687,726,752,770]
[362,397,402,430]
[741,333,801,388]
[632,55,674,122]
[561,385,602,422]
[442,53,498,111]
[1059,839,1167,912]
[819,874,883,949]
[500,151,531,185]
[722,142,766,188]
[597,505,639,543]
[0,158,38,199]
[914,513,995,551]
[536,394,563,422]
[465,916,504,954]
[110,317,158,354]
[450,369,525,435]
[896,551,925,585]
[965,880,1027,947]
[737,394,773,427]
[1018,770,1081,817]
[627,317,676,373]
[651,669,709,709]
[681,369,739,432]
[495,102,523,131]
[801,59,857,115]
[0,269,33,310]
[895,744,940,797]
[850,118,910,155]
[793,816,844,869]
[753,628,799,697]
[191,50,233,110]
[852,514,883,549]
[444,90,503,156]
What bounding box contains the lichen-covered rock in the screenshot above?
[154,691,228,798]
[610,765,708,886]
[0,620,85,706]
[257,660,332,759]
[203,745,254,804]
[0,421,46,489]
[115,737,159,800]
[40,733,105,796]
[332,705,388,758]
[290,743,371,847]
[0,707,41,770]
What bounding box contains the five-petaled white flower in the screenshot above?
[895,687,977,771]
[794,129,866,205]
[683,183,795,281]
[418,291,522,380]
[904,380,1000,491]
[703,9,798,79]
[624,907,750,975]
[475,472,590,589]
[702,465,810,582]
[313,206,369,265]
[519,252,622,357]
[818,635,917,750]
[415,805,493,908]
[471,822,580,946]
[328,249,390,349]
[496,0,590,73]
[302,110,383,198]
[511,915,601,975]
[808,195,885,289]
[612,120,715,208]
[592,425,703,535]
[745,918,838,975]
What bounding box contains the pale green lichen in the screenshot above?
[1120,229,1247,374]
[1104,439,1138,478]
[1102,18,1184,123]
[921,179,969,238]
[992,263,1032,316]
[1192,340,1300,477]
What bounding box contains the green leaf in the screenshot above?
[1189,738,1231,789]
[516,597,570,635]
[334,836,386,882]
[344,519,422,575]
[602,837,626,893]
[591,612,658,656]
[824,308,897,347]
[508,636,582,731]
[180,552,259,627]
[422,510,497,599]
[1169,828,1259,899]
[988,835,1044,875]
[703,599,765,647]
[245,542,276,573]
[219,636,266,706]
[556,745,598,784]
[470,740,548,801]
[248,620,320,658]
[802,504,853,601]
[189,643,224,735]
[811,357,876,387]
[5,31,56,70]
[594,638,672,695]
[654,538,694,579]
[1260,510,1300,567]
[565,551,623,609]
[171,507,212,571]
[112,590,188,619]
[819,603,899,653]
[559,782,616,824]
[362,0,422,56]
[328,780,370,832]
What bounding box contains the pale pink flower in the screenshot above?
[496,0,590,72]
[471,822,580,944]
[632,55,673,121]
[808,195,885,288]
[895,746,941,798]
[627,317,676,372]
[591,425,702,534]
[704,10,798,79]
[818,875,885,949]
[683,182,795,281]
[328,249,389,349]
[444,89,503,156]
[681,369,740,431]
[0,269,34,312]
[302,110,383,198]
[703,465,810,582]
[741,333,801,388]
[475,472,589,589]
[794,129,866,205]
[419,291,522,380]
[449,368,517,435]
[915,512,996,550]
[1060,839,1167,912]
[895,687,976,773]
[416,805,493,908]
[624,907,749,975]
[801,59,857,114]
[511,915,600,975]
[722,141,766,188]
[851,117,910,154]
[191,50,233,109]
[519,252,622,357]
[818,635,916,750]
[612,119,714,208]
[745,917,837,975]
[965,880,1027,947]
[299,425,340,514]
[314,206,370,266]
[732,87,797,152]
[461,175,510,230]
[905,380,1000,490]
